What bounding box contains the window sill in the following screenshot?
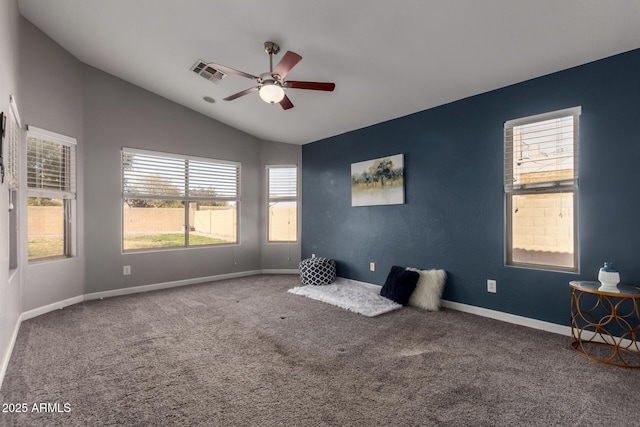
[28,255,74,265]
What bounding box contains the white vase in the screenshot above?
[598,262,620,293]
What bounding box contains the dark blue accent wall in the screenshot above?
[302,48,640,326]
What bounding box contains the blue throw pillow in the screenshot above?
[380,266,419,306]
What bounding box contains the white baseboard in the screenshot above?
[0,316,22,391]
[21,295,85,322]
[441,299,638,348]
[84,270,262,301]
[336,276,571,336]
[261,269,299,275]
[440,300,571,336]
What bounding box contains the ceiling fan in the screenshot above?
[208,41,335,110]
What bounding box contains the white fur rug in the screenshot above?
[288,278,402,317]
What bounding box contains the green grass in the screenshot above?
[28,238,64,260]
[28,234,232,258]
[124,233,231,250]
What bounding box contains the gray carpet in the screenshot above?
[1,274,638,426]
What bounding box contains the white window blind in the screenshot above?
[505,107,580,192]
[122,148,239,201]
[268,166,297,201]
[6,94,21,190]
[27,126,76,199]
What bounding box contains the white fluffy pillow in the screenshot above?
[406,268,447,311]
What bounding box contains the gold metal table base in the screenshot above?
[569,281,640,368]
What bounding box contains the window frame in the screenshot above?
[6,94,21,191]
[7,95,21,270]
[121,147,241,252]
[26,125,77,262]
[504,107,580,272]
[267,165,298,243]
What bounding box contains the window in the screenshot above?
[27,126,77,261]
[122,148,239,251]
[504,107,580,272]
[267,166,297,242]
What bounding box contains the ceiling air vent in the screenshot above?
[191,60,226,83]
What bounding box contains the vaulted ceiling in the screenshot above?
[18,1,640,144]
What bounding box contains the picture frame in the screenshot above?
[351,154,404,207]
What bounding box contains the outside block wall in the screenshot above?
[29,206,295,245]
[511,193,574,253]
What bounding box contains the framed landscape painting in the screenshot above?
[351,154,404,207]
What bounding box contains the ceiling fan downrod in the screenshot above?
[264,41,281,76]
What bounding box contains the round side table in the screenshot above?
[569,280,640,368]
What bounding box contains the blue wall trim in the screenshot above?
[301,48,640,326]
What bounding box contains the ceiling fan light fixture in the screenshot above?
[259,81,285,104]
[214,41,335,110]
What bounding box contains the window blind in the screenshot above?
[122,148,239,201]
[26,126,76,199]
[505,107,580,192]
[268,166,297,200]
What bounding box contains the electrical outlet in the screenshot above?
[312,253,316,258]
[487,279,497,293]
[123,265,131,276]
[370,262,375,272]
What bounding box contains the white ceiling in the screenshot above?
[18,0,640,145]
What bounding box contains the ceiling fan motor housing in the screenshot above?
[259,72,280,84]
[264,41,280,55]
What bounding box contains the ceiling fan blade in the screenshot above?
[280,95,294,110]
[206,62,258,80]
[286,81,336,91]
[273,51,302,79]
[223,86,259,101]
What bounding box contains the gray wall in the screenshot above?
[84,66,270,293]
[0,0,22,384]
[0,10,301,315]
[18,18,85,311]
